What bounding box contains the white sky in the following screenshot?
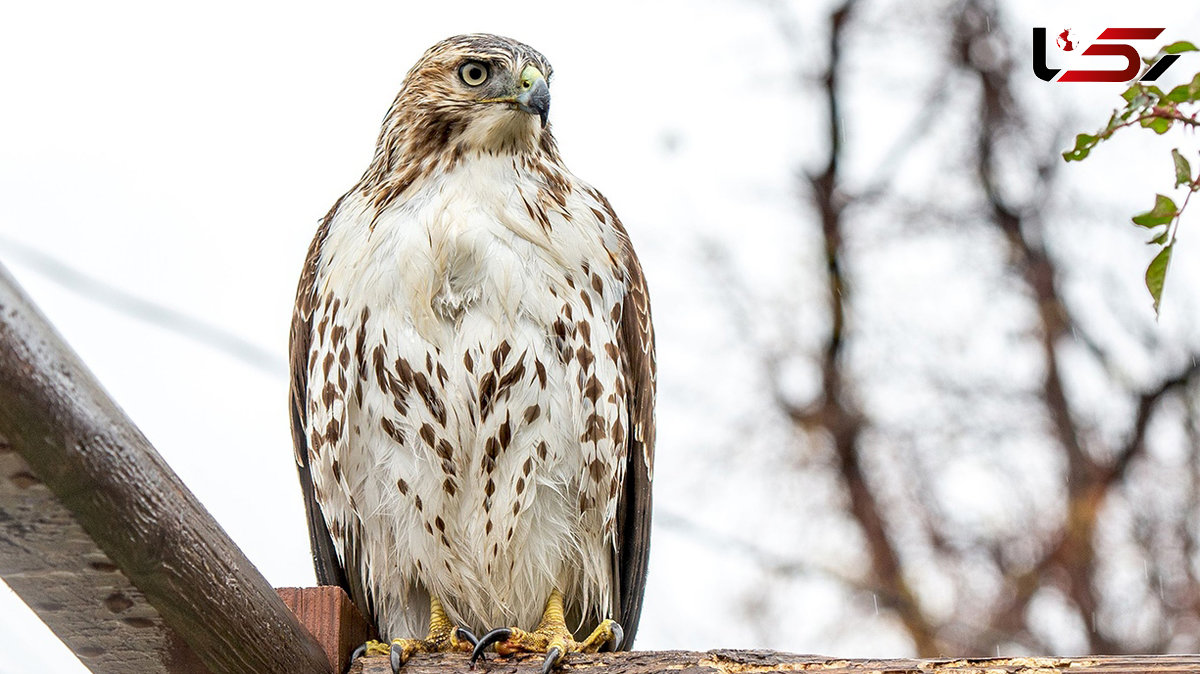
[3,0,1200,671]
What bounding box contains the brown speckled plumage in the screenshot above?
[288,34,655,648]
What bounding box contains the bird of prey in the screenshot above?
[288,34,655,673]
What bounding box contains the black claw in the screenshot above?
[540,646,564,674]
[390,647,403,673]
[350,643,368,663]
[456,626,480,647]
[470,628,512,668]
[604,623,625,652]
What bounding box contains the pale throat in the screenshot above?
[458,106,542,155]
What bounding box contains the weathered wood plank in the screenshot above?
[353,649,1200,674]
[0,262,331,674]
[278,586,374,672]
[0,435,205,672]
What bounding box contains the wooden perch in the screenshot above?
[352,650,1200,674]
[278,586,374,672]
[0,262,331,674]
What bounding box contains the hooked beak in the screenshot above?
[515,64,550,128]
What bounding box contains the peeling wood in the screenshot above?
[354,649,1200,674]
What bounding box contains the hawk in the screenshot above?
[288,34,655,672]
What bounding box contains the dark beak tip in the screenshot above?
[529,79,550,128]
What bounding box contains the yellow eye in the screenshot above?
[459,61,489,86]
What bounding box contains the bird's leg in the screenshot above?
[470,589,623,673]
[388,596,479,669]
[351,597,478,673]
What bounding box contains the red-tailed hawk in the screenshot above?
[289,34,655,673]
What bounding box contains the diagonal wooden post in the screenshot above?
[0,261,332,674]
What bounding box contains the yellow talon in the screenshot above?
[352,597,475,672]
[470,589,624,671]
[362,639,392,656]
[579,619,621,653]
[390,638,419,667]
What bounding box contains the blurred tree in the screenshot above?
[707,0,1200,656]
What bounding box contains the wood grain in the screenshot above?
[278,586,375,672]
[0,433,206,673]
[0,262,331,674]
[353,649,1200,674]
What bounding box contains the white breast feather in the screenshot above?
[306,154,629,639]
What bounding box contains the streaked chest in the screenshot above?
[315,154,623,346]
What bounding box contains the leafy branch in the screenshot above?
[1062,41,1200,317]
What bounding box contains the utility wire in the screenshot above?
[0,235,287,377]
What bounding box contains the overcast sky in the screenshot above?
[3,1,1200,671]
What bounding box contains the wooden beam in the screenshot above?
[352,650,1200,674]
[0,262,331,674]
[278,586,374,671]
[0,433,206,672]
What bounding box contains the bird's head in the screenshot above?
[382,34,556,159]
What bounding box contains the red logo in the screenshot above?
[1034,27,1178,82]
[1057,29,1076,52]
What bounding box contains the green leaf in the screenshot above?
[1146,243,1174,316]
[1122,84,1145,103]
[1146,44,1198,65]
[1173,148,1193,187]
[1132,194,1178,227]
[1164,41,1199,54]
[1143,115,1173,134]
[1165,72,1200,104]
[1063,133,1099,162]
[1148,230,1170,245]
[1166,83,1192,103]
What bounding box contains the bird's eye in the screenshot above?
[459,62,489,86]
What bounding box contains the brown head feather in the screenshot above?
[360,34,561,213]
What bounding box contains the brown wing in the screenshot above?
[603,195,655,649]
[289,197,375,624]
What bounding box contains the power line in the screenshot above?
[0,235,287,377]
